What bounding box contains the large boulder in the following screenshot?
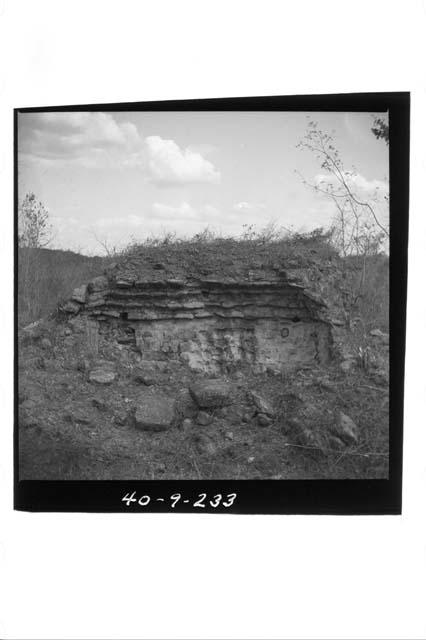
[135,395,176,432]
[189,380,234,409]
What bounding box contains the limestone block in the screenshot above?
[71,284,87,304]
[182,301,205,309]
[134,396,175,432]
[196,410,213,426]
[89,275,109,292]
[89,368,116,384]
[249,391,275,417]
[189,380,234,408]
[331,411,359,445]
[62,300,81,314]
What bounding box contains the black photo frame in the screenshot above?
[14,92,409,514]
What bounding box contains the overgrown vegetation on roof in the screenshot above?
[110,226,339,282]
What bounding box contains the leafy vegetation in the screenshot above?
[371,116,389,145]
[18,247,107,327]
[18,192,53,248]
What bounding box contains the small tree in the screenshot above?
[296,120,389,325]
[18,192,52,248]
[296,120,389,253]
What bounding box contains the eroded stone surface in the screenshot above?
[333,411,359,445]
[58,240,355,374]
[189,380,234,409]
[89,368,116,384]
[196,410,213,426]
[72,284,87,304]
[134,396,176,432]
[249,391,275,417]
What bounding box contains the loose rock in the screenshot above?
[175,388,198,419]
[249,391,275,417]
[89,368,116,384]
[332,411,359,445]
[61,300,81,314]
[242,410,255,423]
[370,328,389,345]
[114,411,128,426]
[257,413,272,427]
[134,372,156,386]
[76,358,90,372]
[71,284,88,304]
[214,406,227,418]
[64,407,91,425]
[328,436,346,450]
[340,358,356,373]
[134,396,175,432]
[27,356,45,370]
[193,433,216,456]
[92,398,108,412]
[319,379,337,392]
[196,410,213,426]
[371,369,389,386]
[88,275,109,292]
[189,380,234,409]
[224,406,244,425]
[21,320,44,343]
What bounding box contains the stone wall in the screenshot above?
[64,272,334,374]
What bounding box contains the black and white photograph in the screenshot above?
[16,100,399,492]
[3,1,425,639]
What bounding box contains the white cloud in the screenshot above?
[94,214,146,229]
[145,136,220,185]
[152,202,221,221]
[93,203,221,232]
[152,202,198,220]
[314,172,389,199]
[312,172,389,230]
[20,112,144,168]
[19,114,220,184]
[233,201,266,212]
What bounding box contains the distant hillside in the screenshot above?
[18,247,108,326]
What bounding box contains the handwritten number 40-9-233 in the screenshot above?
[122,492,237,509]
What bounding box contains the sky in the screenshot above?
[18,110,389,255]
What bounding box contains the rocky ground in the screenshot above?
[18,317,389,480]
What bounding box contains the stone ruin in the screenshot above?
[21,241,379,467]
[59,241,349,375]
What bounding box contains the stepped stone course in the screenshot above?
[59,240,351,374]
